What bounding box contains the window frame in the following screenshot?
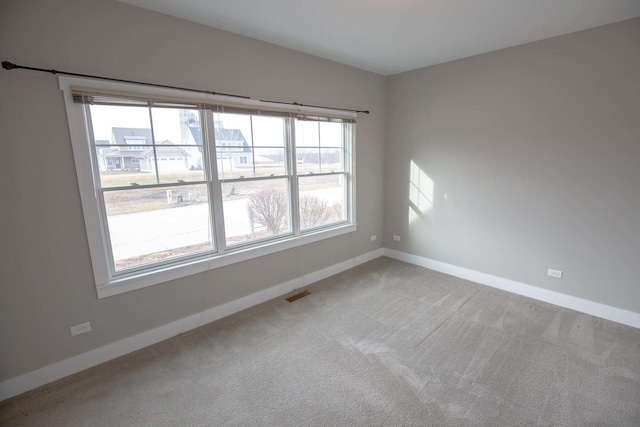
[294,118,352,233]
[60,76,356,298]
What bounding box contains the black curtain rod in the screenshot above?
[2,61,370,114]
[258,99,369,115]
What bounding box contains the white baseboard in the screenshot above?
[0,248,384,402]
[383,248,640,329]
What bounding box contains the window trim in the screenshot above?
[59,76,357,298]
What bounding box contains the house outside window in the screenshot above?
[61,77,356,298]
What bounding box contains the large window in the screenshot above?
[62,77,355,297]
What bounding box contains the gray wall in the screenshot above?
[385,18,640,313]
[0,0,385,381]
[1,0,638,385]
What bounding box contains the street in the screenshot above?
[108,187,343,264]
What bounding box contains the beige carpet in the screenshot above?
[1,257,639,426]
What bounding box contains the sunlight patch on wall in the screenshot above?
[409,160,434,224]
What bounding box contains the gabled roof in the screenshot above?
[189,126,202,146]
[112,128,153,145]
[214,128,251,153]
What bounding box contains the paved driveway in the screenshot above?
[108,188,342,262]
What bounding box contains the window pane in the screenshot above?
[252,116,286,147]
[151,108,201,145]
[214,113,253,147]
[89,104,152,147]
[214,113,252,180]
[90,105,154,188]
[217,148,287,179]
[295,120,319,147]
[295,120,346,174]
[295,148,320,174]
[320,148,344,172]
[298,174,346,230]
[251,148,286,177]
[319,122,343,147]
[96,145,154,187]
[216,155,249,180]
[103,184,213,271]
[222,179,291,246]
[155,144,206,183]
[214,113,288,180]
[150,108,205,183]
[91,105,207,187]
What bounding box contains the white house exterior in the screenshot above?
[95,118,262,173]
[138,141,190,172]
[214,127,254,169]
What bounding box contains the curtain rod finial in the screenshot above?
[2,61,18,70]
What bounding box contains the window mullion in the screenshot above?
[249,116,256,177]
[346,123,355,224]
[147,104,161,184]
[317,121,322,174]
[204,109,227,254]
[288,117,300,236]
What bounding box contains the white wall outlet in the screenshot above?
[370,235,377,241]
[393,235,401,241]
[70,322,92,336]
[547,269,563,279]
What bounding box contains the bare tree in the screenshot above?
[326,202,344,222]
[247,189,288,234]
[248,190,343,234]
[299,194,330,229]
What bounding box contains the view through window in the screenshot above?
[85,101,354,276]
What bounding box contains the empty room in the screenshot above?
[1,0,639,425]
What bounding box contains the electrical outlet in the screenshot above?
[70,322,92,336]
[547,269,563,279]
[393,235,401,241]
[370,235,377,241]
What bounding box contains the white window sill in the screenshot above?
[96,223,356,298]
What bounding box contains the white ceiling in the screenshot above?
[118,0,640,76]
